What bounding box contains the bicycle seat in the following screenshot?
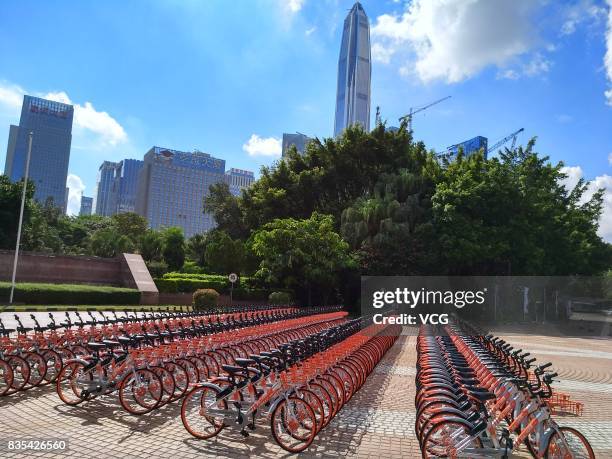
[102,340,121,347]
[1,328,15,335]
[470,390,496,402]
[235,358,256,367]
[117,336,133,345]
[87,342,108,350]
[221,364,248,375]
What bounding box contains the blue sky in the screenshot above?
[0,0,611,238]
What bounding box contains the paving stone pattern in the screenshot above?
[1,315,611,458]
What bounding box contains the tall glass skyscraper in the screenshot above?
[94,159,143,216]
[334,2,371,137]
[4,95,74,211]
[135,147,226,237]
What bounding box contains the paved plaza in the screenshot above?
[0,312,611,458]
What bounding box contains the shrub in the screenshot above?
[146,260,168,278]
[193,288,219,310]
[154,278,226,293]
[269,291,292,305]
[0,282,140,305]
[180,261,206,274]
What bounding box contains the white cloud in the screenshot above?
[281,0,304,15]
[523,53,552,76]
[242,134,282,158]
[66,174,86,216]
[608,152,612,165]
[305,26,316,36]
[0,82,128,149]
[371,0,543,83]
[561,0,607,36]
[561,166,612,242]
[605,0,612,105]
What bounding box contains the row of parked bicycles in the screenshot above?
[415,322,595,458]
[0,306,329,396]
[180,317,400,452]
[0,306,400,453]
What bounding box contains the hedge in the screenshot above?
[0,282,141,305]
[155,278,227,293]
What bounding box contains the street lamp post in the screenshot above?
[9,131,33,304]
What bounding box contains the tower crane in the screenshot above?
[487,128,524,155]
[399,96,451,132]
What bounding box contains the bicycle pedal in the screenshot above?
[247,422,256,430]
[240,430,249,437]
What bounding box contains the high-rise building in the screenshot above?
[446,136,488,159]
[4,95,74,211]
[117,159,143,214]
[94,159,143,216]
[95,161,121,216]
[282,133,313,157]
[225,168,255,196]
[79,196,93,216]
[334,2,371,137]
[136,147,226,237]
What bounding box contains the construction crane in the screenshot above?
[486,128,524,155]
[399,96,451,132]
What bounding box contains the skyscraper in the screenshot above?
[79,196,93,216]
[94,159,143,216]
[334,2,371,137]
[225,168,255,196]
[95,161,121,216]
[135,147,226,237]
[4,95,74,211]
[282,132,313,157]
[117,159,143,213]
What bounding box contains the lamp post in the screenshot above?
[9,131,33,304]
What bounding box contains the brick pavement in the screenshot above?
[0,318,610,458]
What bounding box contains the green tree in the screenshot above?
[203,183,249,239]
[251,213,354,304]
[162,227,185,271]
[432,142,610,275]
[204,230,245,274]
[89,228,133,258]
[0,176,36,250]
[186,233,208,267]
[111,212,148,246]
[140,230,164,262]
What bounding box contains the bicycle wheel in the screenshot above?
[271,395,317,453]
[181,383,227,439]
[298,388,325,433]
[176,358,199,386]
[41,349,62,384]
[421,419,482,459]
[118,368,163,415]
[151,366,175,407]
[23,352,47,388]
[0,358,14,396]
[545,426,595,459]
[56,361,91,405]
[6,355,30,393]
[166,361,189,401]
[309,382,333,428]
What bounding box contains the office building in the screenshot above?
[446,136,488,159]
[79,196,93,216]
[4,95,74,211]
[334,2,371,137]
[282,133,313,157]
[225,168,255,196]
[94,158,143,216]
[136,147,226,237]
[117,159,143,213]
[95,161,121,216]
